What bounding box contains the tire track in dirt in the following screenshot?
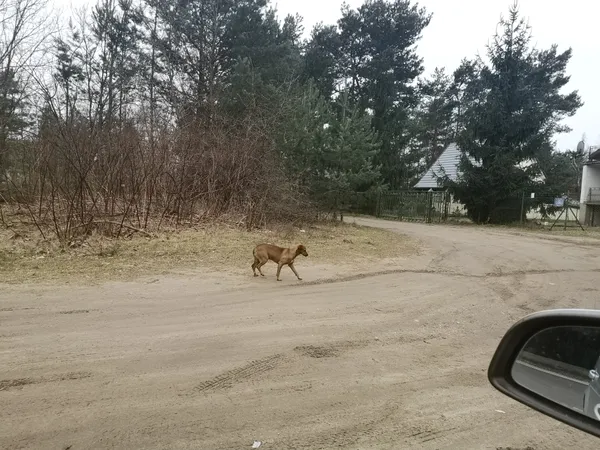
[408,426,460,444]
[294,345,340,358]
[0,307,36,312]
[275,381,499,449]
[194,354,285,393]
[58,309,95,315]
[403,422,489,448]
[497,447,536,450]
[487,268,581,315]
[275,401,400,450]
[192,332,445,399]
[0,371,92,391]
[194,341,363,393]
[396,405,529,448]
[293,338,371,359]
[288,267,600,289]
[193,338,376,395]
[427,243,459,272]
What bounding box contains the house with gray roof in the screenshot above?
[414,142,548,220]
[414,142,544,190]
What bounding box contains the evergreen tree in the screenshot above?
[302,24,341,99]
[274,84,382,214]
[54,23,85,124]
[448,3,582,223]
[220,9,304,119]
[409,67,456,173]
[303,0,431,189]
[91,0,139,128]
[534,146,584,216]
[315,91,381,214]
[144,0,296,124]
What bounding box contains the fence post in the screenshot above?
[427,189,433,224]
[520,191,525,225]
[376,190,381,217]
[563,192,570,230]
[443,190,450,222]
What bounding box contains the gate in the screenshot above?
[377,190,450,223]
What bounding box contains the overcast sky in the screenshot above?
[56,0,599,151]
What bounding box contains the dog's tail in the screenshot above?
[251,246,257,271]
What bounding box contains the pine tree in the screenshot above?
[220,8,304,119]
[54,23,85,124]
[273,85,382,214]
[314,91,381,214]
[448,3,582,223]
[409,67,456,175]
[302,0,431,189]
[302,24,341,99]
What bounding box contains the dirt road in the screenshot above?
[2,218,600,449]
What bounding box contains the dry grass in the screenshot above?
[498,223,600,242]
[0,221,419,284]
[445,221,600,245]
[348,212,600,243]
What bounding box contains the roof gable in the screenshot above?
[414,143,462,189]
[414,143,545,189]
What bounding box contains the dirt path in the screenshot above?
[2,217,600,449]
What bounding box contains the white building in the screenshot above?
[414,142,550,221]
[414,142,544,189]
[413,143,468,216]
[579,147,600,226]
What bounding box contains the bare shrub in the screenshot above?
[1,109,313,244]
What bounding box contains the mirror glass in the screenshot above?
[512,325,600,421]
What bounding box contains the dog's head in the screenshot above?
[296,244,308,257]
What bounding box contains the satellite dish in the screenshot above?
[577,140,585,154]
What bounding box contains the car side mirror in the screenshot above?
[488,309,600,438]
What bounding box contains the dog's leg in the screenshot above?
[252,256,264,277]
[276,262,284,281]
[289,263,302,281]
[257,261,266,277]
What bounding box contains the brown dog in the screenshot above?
[252,244,308,281]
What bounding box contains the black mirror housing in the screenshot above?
[488,309,600,438]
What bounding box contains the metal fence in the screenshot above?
[588,188,600,204]
[499,194,580,224]
[343,190,577,225]
[376,190,450,223]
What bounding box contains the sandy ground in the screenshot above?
[2,217,600,449]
